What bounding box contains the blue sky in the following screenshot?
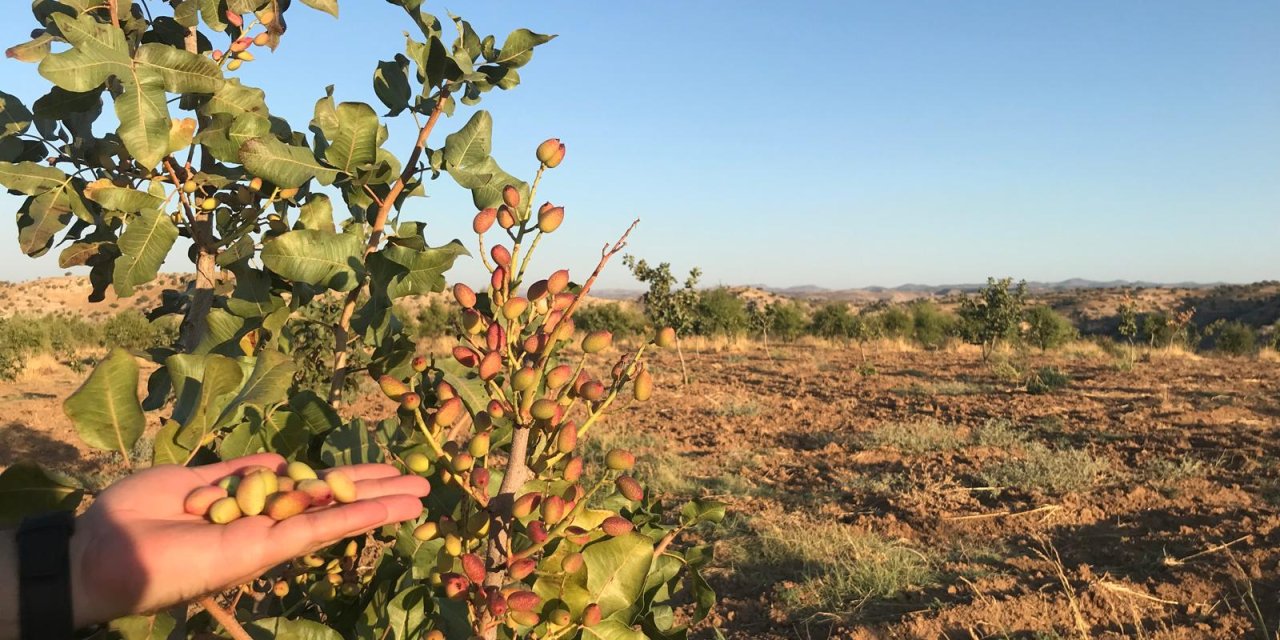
[1,1,1276,289]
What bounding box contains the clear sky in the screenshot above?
[1,1,1277,289]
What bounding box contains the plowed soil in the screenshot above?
[5,342,1279,639]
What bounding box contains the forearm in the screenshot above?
[1,529,17,640]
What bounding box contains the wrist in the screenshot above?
[1,529,16,640]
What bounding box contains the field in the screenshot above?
[4,333,1278,639]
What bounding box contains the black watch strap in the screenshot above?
[17,510,76,640]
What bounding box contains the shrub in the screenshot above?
[101,309,164,350]
[1209,320,1257,356]
[765,300,808,341]
[409,298,457,339]
[910,301,956,349]
[1023,305,1076,351]
[959,277,1027,360]
[809,302,855,339]
[694,287,749,337]
[879,306,913,340]
[573,301,648,337]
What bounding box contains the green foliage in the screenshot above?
[764,300,807,341]
[403,298,457,339]
[1205,319,1257,356]
[694,287,749,337]
[573,302,647,337]
[1117,296,1138,342]
[959,277,1028,360]
[909,300,956,349]
[2,2,717,637]
[1023,305,1076,351]
[623,255,701,338]
[879,306,913,340]
[809,302,855,340]
[1025,366,1070,394]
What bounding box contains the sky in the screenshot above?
[0,1,1277,290]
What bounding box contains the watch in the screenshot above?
[16,510,76,640]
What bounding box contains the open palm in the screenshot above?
[68,453,429,627]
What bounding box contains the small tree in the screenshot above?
[910,300,956,349]
[766,300,807,342]
[1117,294,1138,344]
[958,277,1028,360]
[623,255,700,383]
[694,287,749,337]
[809,302,855,340]
[1024,305,1076,352]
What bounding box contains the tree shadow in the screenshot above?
[0,421,85,468]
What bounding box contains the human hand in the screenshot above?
[68,453,429,627]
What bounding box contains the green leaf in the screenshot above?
[201,78,269,120]
[246,617,343,640]
[298,0,339,18]
[0,91,33,139]
[151,420,191,466]
[63,348,145,458]
[0,463,84,525]
[114,76,170,168]
[83,179,165,213]
[442,110,491,171]
[324,102,379,176]
[494,29,555,69]
[38,14,130,92]
[379,241,470,299]
[167,353,246,450]
[385,585,431,639]
[0,161,71,195]
[112,210,178,296]
[239,136,338,188]
[296,194,335,232]
[582,620,646,640]
[134,43,224,94]
[108,613,177,640]
[373,55,412,116]
[261,229,365,292]
[584,532,655,621]
[320,421,382,466]
[290,391,342,434]
[214,350,296,428]
[5,34,55,63]
[227,265,283,318]
[394,521,445,580]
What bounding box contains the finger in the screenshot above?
[191,453,286,483]
[323,463,403,482]
[353,474,432,500]
[265,495,425,555]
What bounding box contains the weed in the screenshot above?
[971,419,1027,448]
[980,444,1108,495]
[865,419,964,454]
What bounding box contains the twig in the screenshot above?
[198,596,252,640]
[944,504,1060,522]
[1162,535,1252,567]
[1097,580,1182,606]
[327,89,450,407]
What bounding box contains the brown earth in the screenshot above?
[3,340,1279,639]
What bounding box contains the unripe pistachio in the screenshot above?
[200,196,218,211]
[552,292,575,311]
[211,49,224,62]
[615,475,644,501]
[236,471,271,516]
[507,590,541,613]
[208,496,242,524]
[272,580,289,598]
[491,244,511,268]
[436,397,464,427]
[451,453,475,473]
[502,297,528,321]
[527,520,549,544]
[425,632,444,640]
[536,138,565,168]
[253,32,270,46]
[258,8,276,25]
[522,334,547,356]
[468,431,491,457]
[264,490,312,521]
[183,486,227,517]
[226,58,243,71]
[502,184,520,209]
[182,180,198,194]
[444,534,463,557]
[530,399,557,421]
[634,369,654,402]
[461,553,486,583]
[276,476,296,492]
[490,266,506,292]
[453,282,477,308]
[508,557,537,581]
[582,331,613,354]
[497,205,516,229]
[548,608,571,626]
[547,269,570,295]
[562,552,585,573]
[478,351,502,381]
[583,603,603,627]
[473,411,493,430]
[540,495,567,525]
[545,365,573,389]
[487,399,507,419]
[556,423,578,453]
[441,573,469,599]
[290,479,330,506]
[325,470,357,503]
[512,367,538,392]
[437,381,456,400]
[606,449,636,472]
[562,456,584,483]
[512,493,540,519]
[471,467,491,491]
[601,516,634,537]
[452,346,480,368]
[564,526,590,545]
[473,207,497,234]
[413,521,439,541]
[405,452,431,474]
[400,392,421,411]
[537,205,564,233]
[485,322,505,353]
[652,328,677,352]
[310,581,335,602]
[461,309,485,335]
[411,355,428,373]
[378,375,409,401]
[230,37,251,53]
[279,187,299,200]
[579,381,607,402]
[486,589,508,616]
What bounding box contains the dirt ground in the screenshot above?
[4,341,1279,639]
